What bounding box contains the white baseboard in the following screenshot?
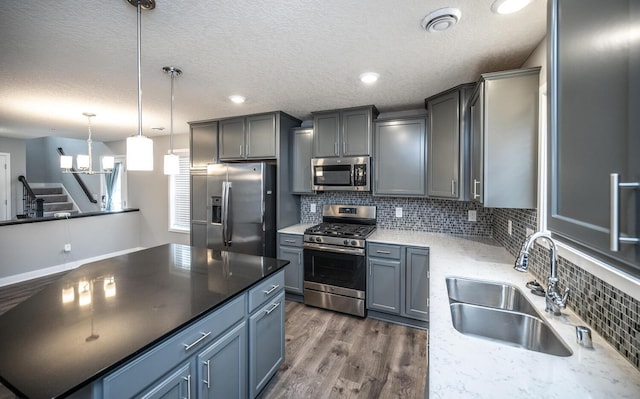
[0,247,146,287]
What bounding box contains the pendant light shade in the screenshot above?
[164,153,180,175]
[126,0,155,171]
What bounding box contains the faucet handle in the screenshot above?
[560,287,570,306]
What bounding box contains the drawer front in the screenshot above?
[103,294,246,399]
[278,233,303,247]
[248,270,285,313]
[367,243,402,260]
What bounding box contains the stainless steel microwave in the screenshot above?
[311,156,370,192]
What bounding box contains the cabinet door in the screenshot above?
[197,322,247,399]
[367,257,401,314]
[403,247,429,321]
[279,245,303,294]
[374,118,426,196]
[191,223,207,248]
[342,108,372,156]
[469,85,484,204]
[313,111,340,157]
[249,291,285,398]
[428,91,460,199]
[246,114,276,159]
[190,121,218,168]
[549,0,639,270]
[291,128,314,194]
[138,362,193,399]
[219,118,245,160]
[191,174,207,222]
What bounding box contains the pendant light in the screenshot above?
[163,66,182,175]
[125,0,155,171]
[60,113,114,175]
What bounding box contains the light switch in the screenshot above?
[395,207,403,218]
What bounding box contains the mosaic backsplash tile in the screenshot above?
[300,193,493,236]
[492,208,640,371]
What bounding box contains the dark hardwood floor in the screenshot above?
[0,277,428,399]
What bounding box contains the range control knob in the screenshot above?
[315,237,322,243]
[351,240,357,246]
[343,240,349,245]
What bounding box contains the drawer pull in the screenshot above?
[183,331,211,351]
[203,360,211,388]
[264,284,280,295]
[376,250,391,254]
[265,302,280,315]
[284,239,296,243]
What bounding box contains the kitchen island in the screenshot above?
[0,244,288,399]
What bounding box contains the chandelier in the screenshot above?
[60,113,114,174]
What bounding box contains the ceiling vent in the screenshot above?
[421,7,462,33]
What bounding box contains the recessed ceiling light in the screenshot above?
[421,7,462,33]
[359,72,380,84]
[229,95,246,104]
[491,0,533,15]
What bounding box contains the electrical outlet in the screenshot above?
[395,207,403,218]
[310,203,316,213]
[468,210,477,222]
[64,243,71,252]
[508,220,513,236]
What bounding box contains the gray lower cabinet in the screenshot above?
[197,322,247,399]
[366,243,429,322]
[290,127,314,194]
[425,84,474,200]
[469,67,540,208]
[249,290,285,398]
[373,118,426,196]
[277,233,304,295]
[548,0,639,273]
[189,120,218,169]
[312,105,378,158]
[138,362,193,399]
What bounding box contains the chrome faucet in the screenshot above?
[514,231,569,316]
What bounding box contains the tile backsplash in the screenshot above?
[492,208,640,371]
[300,193,492,236]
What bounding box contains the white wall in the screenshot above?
[0,136,26,216]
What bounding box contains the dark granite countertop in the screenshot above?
[0,244,288,399]
[0,208,139,227]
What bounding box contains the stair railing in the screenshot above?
[56,147,98,204]
[18,175,44,218]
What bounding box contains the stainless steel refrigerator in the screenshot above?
[206,162,277,258]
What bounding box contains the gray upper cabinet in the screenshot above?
[290,127,314,194]
[426,84,474,200]
[312,105,378,158]
[548,0,639,273]
[189,120,218,169]
[374,118,426,196]
[219,113,277,160]
[469,67,540,208]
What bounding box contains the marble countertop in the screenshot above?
[278,223,315,235]
[0,244,288,399]
[369,229,640,398]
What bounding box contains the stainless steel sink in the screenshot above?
[445,277,572,357]
[446,277,538,317]
[449,303,572,357]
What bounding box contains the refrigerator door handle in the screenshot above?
[221,181,228,246]
[226,182,233,246]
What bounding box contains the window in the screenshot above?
[169,150,190,232]
[101,156,127,211]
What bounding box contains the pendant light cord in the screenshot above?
[170,70,174,154]
[136,1,142,138]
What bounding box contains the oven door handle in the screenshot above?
[304,243,365,256]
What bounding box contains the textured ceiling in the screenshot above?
[0,0,547,142]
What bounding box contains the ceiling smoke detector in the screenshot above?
[421,7,462,33]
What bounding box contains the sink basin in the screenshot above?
[449,303,572,357]
[446,277,538,317]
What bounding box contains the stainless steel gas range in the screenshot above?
[303,204,376,317]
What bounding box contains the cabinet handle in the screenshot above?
[246,144,249,157]
[239,144,243,156]
[265,301,280,315]
[183,374,192,399]
[473,179,481,199]
[284,239,296,243]
[203,360,211,388]
[343,141,346,154]
[334,142,338,155]
[183,331,212,351]
[264,284,280,295]
[451,180,456,196]
[609,173,640,251]
[298,253,301,265]
[376,250,391,254]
